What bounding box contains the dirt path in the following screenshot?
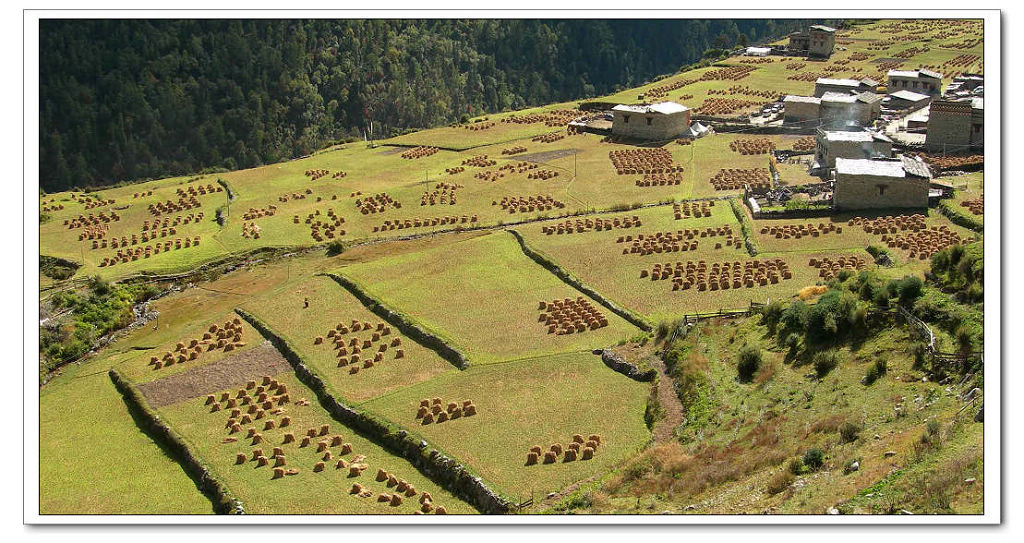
[650,357,685,443]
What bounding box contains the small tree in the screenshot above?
[736,345,762,383]
[813,350,839,379]
[839,422,861,444]
[803,448,825,471]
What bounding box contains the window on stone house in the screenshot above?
[877,184,888,196]
[623,115,629,124]
[646,117,653,126]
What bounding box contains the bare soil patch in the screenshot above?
[512,148,582,164]
[137,341,292,407]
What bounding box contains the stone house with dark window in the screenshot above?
[833,155,932,211]
[611,102,691,141]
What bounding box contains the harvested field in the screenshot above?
[137,342,292,408]
[340,231,640,364]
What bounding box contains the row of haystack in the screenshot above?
[141,213,204,232]
[420,182,461,206]
[542,215,641,236]
[372,214,478,232]
[728,139,776,156]
[279,190,309,203]
[645,77,695,100]
[132,190,156,199]
[636,172,683,187]
[314,320,405,374]
[538,298,609,335]
[850,214,927,234]
[527,169,559,180]
[617,225,734,244]
[415,398,477,424]
[355,192,401,215]
[502,109,580,126]
[694,97,766,117]
[305,169,330,181]
[792,137,816,152]
[148,196,202,217]
[502,146,527,155]
[462,121,495,131]
[880,227,966,260]
[149,318,245,370]
[961,195,983,216]
[41,203,65,212]
[493,194,565,214]
[674,200,714,219]
[809,256,868,280]
[78,224,109,242]
[498,161,540,174]
[641,258,793,290]
[445,166,466,176]
[760,222,842,240]
[241,221,262,239]
[710,167,771,190]
[176,183,221,198]
[65,211,121,230]
[525,434,602,465]
[242,205,278,221]
[708,84,779,100]
[532,131,565,144]
[401,146,439,160]
[81,197,116,210]
[211,375,291,417]
[303,208,346,242]
[608,148,682,176]
[100,236,202,267]
[474,170,505,182]
[462,155,497,168]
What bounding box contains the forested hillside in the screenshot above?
[39,19,808,191]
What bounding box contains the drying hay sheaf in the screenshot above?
[616,225,742,256]
[65,211,121,231]
[96,233,203,267]
[849,214,967,259]
[372,214,478,233]
[420,182,462,206]
[241,205,278,221]
[728,139,776,156]
[791,137,816,152]
[918,154,983,172]
[673,201,714,219]
[462,121,496,131]
[241,221,262,240]
[315,319,404,374]
[147,318,246,371]
[525,433,603,466]
[709,168,771,191]
[493,194,566,214]
[641,258,793,292]
[147,195,202,218]
[541,215,642,236]
[355,193,401,215]
[462,155,497,168]
[301,207,347,242]
[759,222,842,240]
[537,297,609,335]
[608,148,683,176]
[635,172,682,187]
[400,146,439,160]
[531,131,566,144]
[444,166,466,176]
[415,397,477,424]
[693,97,767,116]
[501,109,581,127]
[960,195,983,216]
[501,146,527,155]
[808,255,869,280]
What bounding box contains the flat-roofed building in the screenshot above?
[815,129,893,170]
[788,24,836,58]
[833,155,931,211]
[925,97,983,152]
[887,69,943,96]
[611,101,691,141]
[820,91,882,127]
[782,95,821,124]
[886,89,932,111]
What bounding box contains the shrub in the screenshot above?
[325,240,345,256]
[864,358,887,385]
[911,341,930,370]
[813,350,840,379]
[896,276,924,306]
[787,457,804,475]
[784,333,801,356]
[839,422,861,444]
[766,470,795,495]
[802,448,825,471]
[736,345,762,383]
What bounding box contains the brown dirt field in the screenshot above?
[137,341,293,407]
[512,148,582,164]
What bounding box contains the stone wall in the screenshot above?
[783,101,820,124]
[926,101,973,152]
[834,173,929,211]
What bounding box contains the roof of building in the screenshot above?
[860,77,880,87]
[612,101,690,115]
[821,92,858,104]
[816,77,862,88]
[972,97,984,110]
[856,92,884,104]
[823,130,874,143]
[745,46,772,54]
[783,95,822,104]
[836,157,906,178]
[889,90,931,102]
[888,69,943,80]
[810,24,837,32]
[901,155,933,178]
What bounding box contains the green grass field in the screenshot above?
[239,275,458,404]
[154,371,477,514]
[363,351,651,499]
[40,362,212,514]
[340,231,642,364]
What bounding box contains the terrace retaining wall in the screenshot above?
[108,369,244,515]
[321,273,471,370]
[600,349,657,382]
[508,229,653,332]
[234,308,513,515]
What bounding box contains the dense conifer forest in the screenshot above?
[39,19,807,191]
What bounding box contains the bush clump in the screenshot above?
[803,448,825,471]
[813,350,840,379]
[736,345,762,383]
[839,422,862,444]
